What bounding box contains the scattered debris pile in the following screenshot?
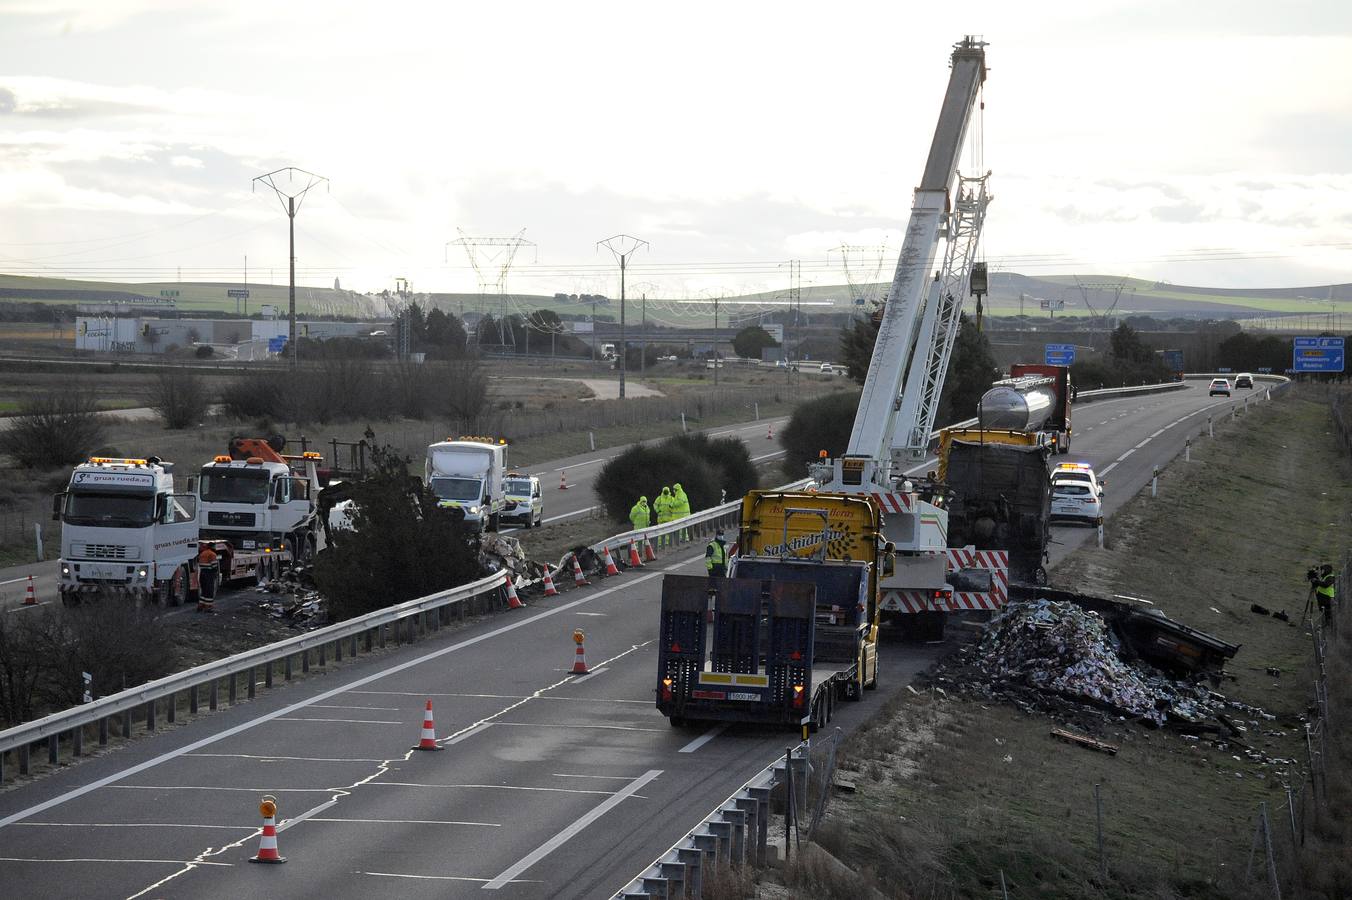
[941,599,1225,726]
[480,532,547,585]
[255,564,326,626]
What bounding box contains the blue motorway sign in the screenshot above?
[267,336,287,353]
[1044,343,1076,365]
[1293,336,1345,373]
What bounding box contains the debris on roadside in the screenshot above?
[479,532,546,585]
[1051,726,1119,755]
[935,598,1227,726]
[254,564,327,627]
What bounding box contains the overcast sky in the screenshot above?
[0,0,1349,300]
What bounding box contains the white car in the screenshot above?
[1051,478,1103,525]
[1051,461,1104,497]
[1208,378,1232,397]
[501,473,543,527]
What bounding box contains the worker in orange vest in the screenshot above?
[197,544,220,611]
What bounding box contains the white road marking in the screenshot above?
[678,725,727,753]
[551,773,640,780]
[348,690,522,699]
[575,611,607,616]
[108,785,338,793]
[17,822,254,831]
[0,560,679,829]
[277,798,338,831]
[362,872,532,884]
[0,576,38,586]
[750,450,786,462]
[489,721,664,733]
[1099,462,1119,477]
[308,704,402,711]
[483,769,663,890]
[569,666,606,683]
[311,817,500,827]
[443,723,493,745]
[0,857,232,866]
[275,716,401,725]
[185,753,387,762]
[5,601,51,614]
[372,782,618,796]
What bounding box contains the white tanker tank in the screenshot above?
[978,377,1059,432]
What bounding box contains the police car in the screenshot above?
[502,473,543,527]
[1050,462,1104,525]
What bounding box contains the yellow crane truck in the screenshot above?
[656,490,884,732]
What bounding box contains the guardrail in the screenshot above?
[0,375,1218,785]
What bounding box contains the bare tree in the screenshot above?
[150,369,209,429]
[0,385,105,467]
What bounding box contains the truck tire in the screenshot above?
[865,658,880,691]
[60,588,79,608]
[1060,434,1071,454]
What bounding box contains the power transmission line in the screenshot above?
[252,166,329,368]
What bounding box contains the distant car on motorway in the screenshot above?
[1208,377,1232,397]
[1234,373,1254,389]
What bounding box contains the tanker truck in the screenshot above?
[979,363,1073,453]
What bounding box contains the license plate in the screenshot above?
[87,565,117,579]
[728,692,760,701]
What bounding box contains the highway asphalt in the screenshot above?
[0,384,1271,898]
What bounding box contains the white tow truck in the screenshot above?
[54,456,201,606]
[193,437,324,584]
[812,36,1007,639]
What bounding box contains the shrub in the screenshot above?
[195,344,214,359]
[779,391,860,480]
[151,368,209,429]
[0,385,105,468]
[595,443,722,523]
[220,371,285,420]
[386,361,440,420]
[443,358,489,425]
[313,441,483,620]
[667,432,759,501]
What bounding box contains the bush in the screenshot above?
[220,371,286,420]
[443,358,489,425]
[667,432,759,500]
[386,361,440,420]
[151,369,209,429]
[313,442,484,620]
[195,344,214,358]
[779,391,860,480]
[0,385,105,468]
[595,443,723,523]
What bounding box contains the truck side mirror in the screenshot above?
[156,495,169,523]
[186,476,198,493]
[51,492,65,521]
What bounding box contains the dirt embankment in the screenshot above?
[802,388,1352,900]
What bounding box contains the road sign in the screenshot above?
[1044,343,1076,365]
[267,337,287,353]
[227,289,251,299]
[160,289,180,299]
[1293,336,1345,373]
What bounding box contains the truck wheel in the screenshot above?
[60,588,79,608]
[1034,566,1049,586]
[533,510,542,528]
[1060,435,1070,454]
[865,660,880,691]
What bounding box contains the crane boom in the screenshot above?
[827,37,987,495]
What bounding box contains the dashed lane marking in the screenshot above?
[678,725,727,754]
[488,721,664,733]
[443,723,493,745]
[186,753,387,763]
[371,782,619,796]
[0,556,685,829]
[482,769,663,890]
[312,817,500,827]
[569,666,607,683]
[275,716,402,725]
[0,857,233,866]
[16,822,255,831]
[362,872,535,885]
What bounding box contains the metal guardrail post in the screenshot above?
[676,847,703,896]
[748,785,771,865]
[638,877,669,898]
[208,680,218,712]
[284,654,293,680]
[98,716,108,747]
[265,662,274,689]
[657,862,685,897]
[72,724,82,757]
[708,820,732,865]
[18,742,29,775]
[189,685,199,714]
[228,672,238,705]
[48,734,58,765]
[735,796,761,864]
[691,832,718,873]
[301,648,311,673]
[166,691,176,724]
[121,707,131,740]
[723,807,747,865]
[145,700,155,732]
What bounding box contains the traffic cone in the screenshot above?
[249,795,287,864]
[628,538,644,568]
[541,566,559,597]
[559,469,569,491]
[767,422,774,440]
[601,545,621,577]
[23,575,36,606]
[570,553,590,587]
[412,699,442,751]
[504,575,525,609]
[570,629,590,675]
[643,536,657,562]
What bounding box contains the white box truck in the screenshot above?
[425,437,508,532]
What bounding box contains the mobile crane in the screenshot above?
[656,36,1002,733]
[811,35,1007,639]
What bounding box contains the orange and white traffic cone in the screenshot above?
[504,575,525,609]
[23,575,36,606]
[412,699,441,751]
[628,538,644,568]
[601,545,621,577]
[559,469,569,491]
[767,422,774,440]
[570,629,590,675]
[249,795,287,864]
[570,553,590,587]
[541,566,559,597]
[643,536,657,562]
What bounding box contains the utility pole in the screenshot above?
[713,294,721,386]
[252,167,328,368]
[641,292,647,374]
[591,298,597,362]
[598,234,649,399]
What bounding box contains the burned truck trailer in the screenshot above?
[943,437,1052,585]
